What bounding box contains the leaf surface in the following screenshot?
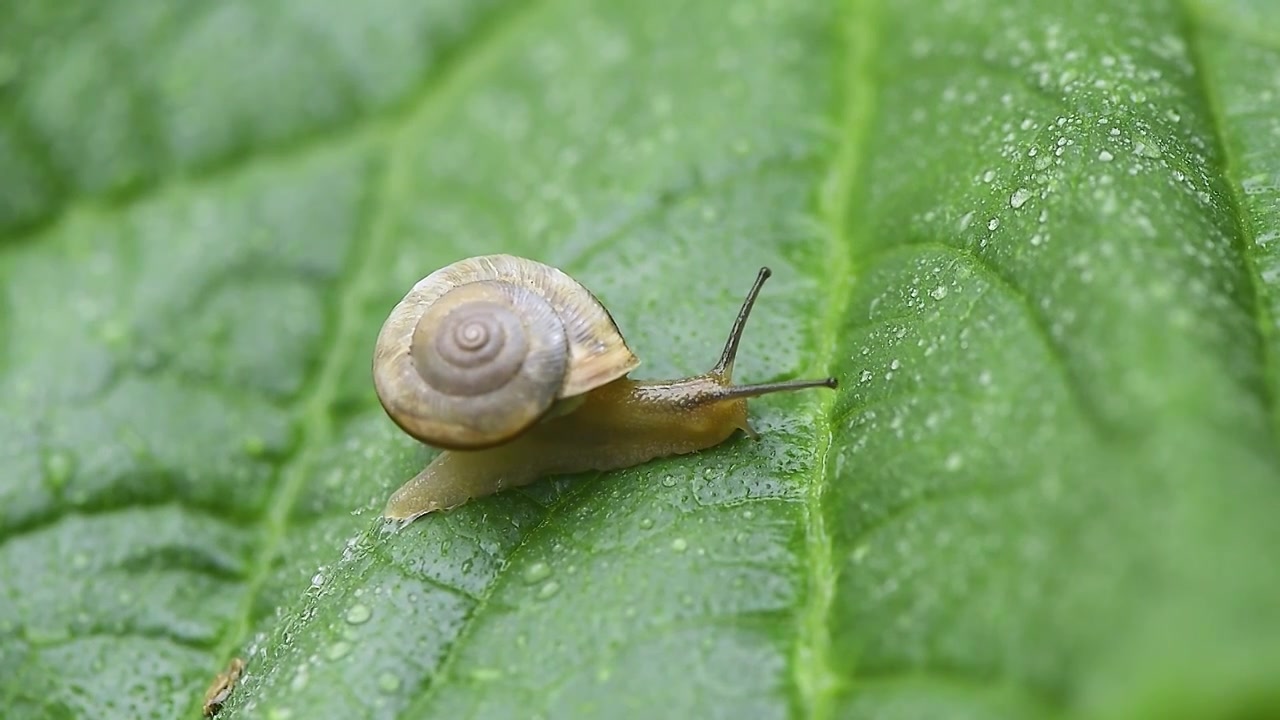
[1,0,1279,719]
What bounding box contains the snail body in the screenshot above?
[373,254,836,522]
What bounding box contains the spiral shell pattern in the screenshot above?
[373,255,640,449]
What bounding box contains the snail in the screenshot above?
[372,254,837,522]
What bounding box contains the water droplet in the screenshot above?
[1009,188,1031,209]
[742,509,755,520]
[889,359,901,371]
[310,572,325,588]
[326,641,351,660]
[671,538,688,553]
[638,518,654,529]
[345,604,371,625]
[1098,150,1114,162]
[930,285,948,300]
[523,562,552,584]
[1134,140,1162,158]
[957,211,976,231]
[987,217,1000,231]
[945,453,964,471]
[661,475,677,488]
[858,370,873,383]
[537,580,561,599]
[852,545,870,563]
[377,672,401,693]
[981,169,997,183]
[43,451,74,491]
[243,435,267,458]
[289,668,309,692]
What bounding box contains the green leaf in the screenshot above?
[2,0,1279,719]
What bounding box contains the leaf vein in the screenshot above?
[395,473,603,718]
[1179,0,1279,441]
[195,1,567,712]
[1,2,532,248]
[795,0,878,717]
[858,240,1110,434]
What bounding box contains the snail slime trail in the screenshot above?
[373,255,837,522]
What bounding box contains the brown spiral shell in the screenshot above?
[373,255,640,449]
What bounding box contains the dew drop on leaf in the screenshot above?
[523,561,552,585]
[289,668,309,692]
[344,604,371,625]
[1134,140,1163,158]
[537,580,561,599]
[42,451,74,491]
[243,435,267,457]
[470,668,503,682]
[326,641,351,661]
[377,673,400,693]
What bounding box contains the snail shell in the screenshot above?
[373,254,640,450]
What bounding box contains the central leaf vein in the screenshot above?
[795,0,879,717]
[1179,0,1279,441]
